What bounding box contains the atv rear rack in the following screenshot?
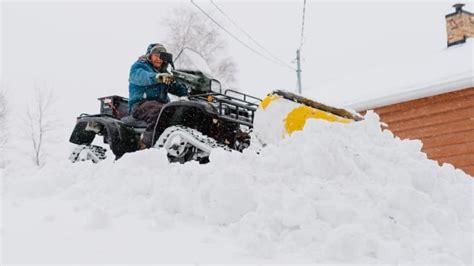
[189,89,261,128]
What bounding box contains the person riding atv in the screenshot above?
[69,46,261,164]
[128,43,189,149]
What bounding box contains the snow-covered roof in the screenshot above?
[348,73,472,112]
[315,39,473,112]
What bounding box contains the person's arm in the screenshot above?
[129,62,157,86]
[168,81,189,97]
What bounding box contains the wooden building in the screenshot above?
[370,87,473,176]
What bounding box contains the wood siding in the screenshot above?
[373,87,474,177]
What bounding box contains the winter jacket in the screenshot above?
[128,57,188,112]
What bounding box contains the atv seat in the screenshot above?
[121,116,148,128]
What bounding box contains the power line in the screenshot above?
[190,0,295,71]
[209,0,295,70]
[299,0,307,50]
[191,0,292,70]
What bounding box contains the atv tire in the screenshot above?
[69,144,107,163]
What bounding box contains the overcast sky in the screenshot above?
[1,0,471,124]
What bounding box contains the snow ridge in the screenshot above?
[3,112,472,264]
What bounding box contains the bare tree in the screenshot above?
[163,7,238,87]
[0,88,7,168]
[26,87,56,167]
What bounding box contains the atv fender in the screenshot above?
[69,115,140,159]
[153,101,219,139]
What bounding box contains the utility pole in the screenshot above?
[296,49,302,94]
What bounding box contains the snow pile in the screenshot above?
[3,112,472,264]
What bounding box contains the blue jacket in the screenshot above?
[128,57,188,112]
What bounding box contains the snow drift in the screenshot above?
[2,111,472,264]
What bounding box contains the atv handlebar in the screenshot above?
[171,69,221,94]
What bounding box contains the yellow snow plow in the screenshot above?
[254,90,363,143]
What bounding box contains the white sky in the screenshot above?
[1,0,471,123]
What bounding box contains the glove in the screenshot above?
[156,73,174,85]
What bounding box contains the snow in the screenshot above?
[312,39,474,111]
[2,102,472,264]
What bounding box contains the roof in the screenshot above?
[311,39,474,112]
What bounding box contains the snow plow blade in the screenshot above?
[254,90,363,143]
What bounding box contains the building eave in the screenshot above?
[347,73,474,112]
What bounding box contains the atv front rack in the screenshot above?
[189,89,261,128]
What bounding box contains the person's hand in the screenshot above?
[156,73,174,85]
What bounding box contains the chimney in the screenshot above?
[453,3,465,13]
[446,3,474,47]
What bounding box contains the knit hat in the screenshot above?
[146,43,167,56]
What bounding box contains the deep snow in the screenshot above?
[1,110,472,264]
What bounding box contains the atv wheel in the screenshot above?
[167,146,196,164]
[69,144,107,163]
[156,125,229,164]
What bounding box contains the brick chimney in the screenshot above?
[446,3,474,47]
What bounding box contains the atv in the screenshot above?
[68,48,261,164]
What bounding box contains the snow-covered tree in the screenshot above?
[163,7,237,87]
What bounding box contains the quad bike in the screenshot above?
[68,48,362,164]
[69,48,261,164]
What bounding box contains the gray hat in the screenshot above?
[147,43,167,56]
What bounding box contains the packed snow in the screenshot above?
[1,108,472,264]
